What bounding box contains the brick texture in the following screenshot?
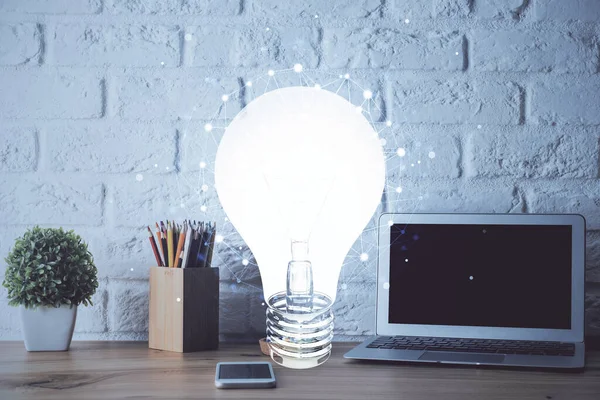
[389,76,522,124]
[466,127,598,179]
[0,0,101,14]
[536,0,600,22]
[322,28,464,70]
[532,80,600,125]
[189,26,319,68]
[0,127,37,172]
[473,29,597,73]
[0,24,41,65]
[1,0,600,341]
[0,72,102,119]
[52,25,181,67]
[46,124,177,173]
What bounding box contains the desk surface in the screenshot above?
[0,341,599,399]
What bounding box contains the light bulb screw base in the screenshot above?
[266,292,334,369]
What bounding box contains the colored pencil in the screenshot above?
[147,226,163,267]
[167,221,174,267]
[160,221,168,266]
[155,223,165,267]
[181,223,193,268]
[174,221,187,268]
[206,223,216,268]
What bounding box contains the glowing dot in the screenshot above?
[363,90,373,99]
[344,73,350,79]
[396,186,402,193]
[385,120,392,127]
[246,81,252,87]
[135,174,143,181]
[314,14,319,18]
[176,297,181,302]
[396,148,406,157]
[387,220,394,226]
[477,124,482,129]
[339,74,343,78]
[154,163,158,168]
[341,283,347,290]
[199,161,206,168]
[314,84,321,90]
[200,205,207,212]
[180,203,185,208]
[215,234,224,243]
[293,63,303,72]
[160,61,165,66]
[428,151,436,159]
[266,27,270,31]
[204,123,213,132]
[405,258,409,262]
[380,138,387,146]
[411,163,415,167]
[383,282,390,290]
[242,259,249,266]
[405,18,410,24]
[221,94,229,102]
[455,51,459,55]
[267,69,275,76]
[360,253,369,262]
[261,302,265,306]
[469,276,474,281]
[201,184,209,192]
[184,33,193,41]
[130,268,134,271]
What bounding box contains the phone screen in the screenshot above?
[218,363,272,379]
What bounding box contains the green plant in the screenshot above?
[2,226,98,309]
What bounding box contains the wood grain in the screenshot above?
[149,267,184,352]
[149,267,219,353]
[0,341,598,400]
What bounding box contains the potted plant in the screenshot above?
[2,226,98,351]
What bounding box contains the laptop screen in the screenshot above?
[388,223,572,330]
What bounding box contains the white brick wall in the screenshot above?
[1,0,600,341]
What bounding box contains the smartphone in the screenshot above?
[214,362,277,389]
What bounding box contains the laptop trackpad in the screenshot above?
[419,351,505,364]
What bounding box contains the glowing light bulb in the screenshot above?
[215,87,385,369]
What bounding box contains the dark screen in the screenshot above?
[388,224,572,329]
[218,363,272,379]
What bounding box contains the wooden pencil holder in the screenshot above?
[149,267,219,353]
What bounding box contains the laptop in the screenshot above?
[344,213,585,369]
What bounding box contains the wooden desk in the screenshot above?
[0,341,598,399]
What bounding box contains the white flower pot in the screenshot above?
[19,305,77,351]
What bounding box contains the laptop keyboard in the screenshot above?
[367,336,575,356]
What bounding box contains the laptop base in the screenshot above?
[344,336,585,369]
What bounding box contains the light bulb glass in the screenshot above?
[215,86,385,368]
